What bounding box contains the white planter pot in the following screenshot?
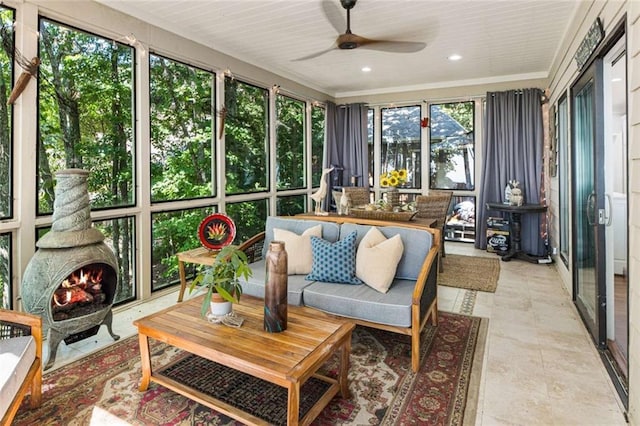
[210,300,232,316]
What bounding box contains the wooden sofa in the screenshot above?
[238,215,440,372]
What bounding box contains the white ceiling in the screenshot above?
[97,0,580,98]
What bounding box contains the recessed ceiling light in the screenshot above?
[362,66,372,72]
[448,54,462,61]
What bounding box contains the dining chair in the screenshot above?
[415,191,453,272]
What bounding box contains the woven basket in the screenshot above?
[350,208,418,222]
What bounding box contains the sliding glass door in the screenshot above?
[571,59,606,347]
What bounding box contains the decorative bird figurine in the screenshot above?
[310,167,334,215]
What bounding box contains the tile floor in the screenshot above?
[42,242,627,425]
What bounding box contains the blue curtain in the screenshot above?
[476,89,546,256]
[324,102,369,208]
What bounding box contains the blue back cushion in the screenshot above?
[263,217,340,259]
[306,231,362,285]
[340,223,433,281]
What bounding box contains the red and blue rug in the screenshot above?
[15,311,487,425]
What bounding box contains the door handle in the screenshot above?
[603,193,613,226]
[586,192,596,226]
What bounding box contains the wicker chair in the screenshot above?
[0,309,43,425]
[342,186,371,208]
[415,191,453,272]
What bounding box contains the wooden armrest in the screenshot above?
[238,231,266,263]
[0,309,42,338]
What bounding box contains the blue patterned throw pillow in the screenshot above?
[306,231,362,285]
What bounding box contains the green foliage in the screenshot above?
[189,245,253,317]
[0,7,13,220]
[38,19,134,214]
[150,54,213,202]
[276,95,305,189]
[225,78,268,194]
[311,106,325,186]
[226,200,268,244]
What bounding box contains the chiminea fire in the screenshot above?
[51,264,109,321]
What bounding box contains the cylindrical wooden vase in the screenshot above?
[264,241,288,332]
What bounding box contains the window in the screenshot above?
[381,106,421,188]
[0,233,10,309]
[277,194,306,216]
[224,78,268,194]
[0,6,14,219]
[310,105,325,187]
[38,19,135,214]
[276,94,305,190]
[430,102,475,190]
[151,207,213,292]
[557,95,569,265]
[94,217,136,304]
[150,54,214,202]
[446,195,476,242]
[226,199,268,244]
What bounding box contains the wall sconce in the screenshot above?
[421,117,430,128]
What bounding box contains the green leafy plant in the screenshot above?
[188,245,253,317]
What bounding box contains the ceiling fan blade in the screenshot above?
[292,45,337,61]
[358,39,427,53]
[322,0,346,35]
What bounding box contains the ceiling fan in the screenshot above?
[296,0,426,60]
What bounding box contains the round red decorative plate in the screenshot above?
[198,213,236,250]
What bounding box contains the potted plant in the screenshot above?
[189,244,253,317]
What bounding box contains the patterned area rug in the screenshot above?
[15,312,487,426]
[439,254,501,292]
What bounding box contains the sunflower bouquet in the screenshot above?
[379,168,407,187]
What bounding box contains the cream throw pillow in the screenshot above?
[356,227,404,293]
[273,225,322,275]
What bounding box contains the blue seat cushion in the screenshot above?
[240,259,313,306]
[302,278,416,327]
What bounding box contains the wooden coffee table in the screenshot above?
[134,295,354,425]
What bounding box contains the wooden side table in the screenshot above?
[176,246,219,302]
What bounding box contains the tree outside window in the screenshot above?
[0,6,13,220]
[276,94,305,190]
[311,105,325,187]
[381,106,421,189]
[38,19,135,213]
[224,78,268,194]
[429,102,475,190]
[0,6,14,309]
[150,54,214,202]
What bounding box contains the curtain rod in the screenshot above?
[358,94,486,108]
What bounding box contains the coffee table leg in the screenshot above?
[138,334,151,391]
[339,334,351,398]
[287,382,300,425]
